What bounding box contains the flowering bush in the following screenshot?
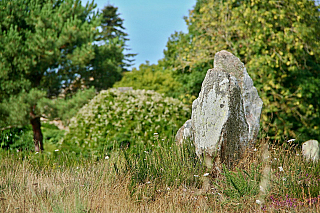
[61,89,190,155]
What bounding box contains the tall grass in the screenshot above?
[1,138,320,212]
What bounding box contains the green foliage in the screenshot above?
[82,5,136,91]
[43,87,97,125]
[61,89,190,156]
[0,126,33,150]
[0,0,101,151]
[98,4,128,41]
[41,123,65,145]
[164,0,320,141]
[82,40,124,91]
[0,89,47,127]
[0,0,99,99]
[221,164,261,198]
[114,62,182,98]
[0,123,64,151]
[0,1,136,151]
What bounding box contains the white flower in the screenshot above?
[194,175,199,177]
[256,200,262,205]
[253,148,257,152]
[55,149,59,152]
[203,173,210,177]
[146,181,151,184]
[278,166,284,172]
[287,139,296,143]
[105,156,109,160]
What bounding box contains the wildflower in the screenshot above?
[287,139,296,143]
[203,173,210,177]
[146,181,151,184]
[154,133,158,135]
[254,148,257,151]
[278,166,284,172]
[105,156,109,160]
[256,200,262,205]
[194,175,199,177]
[55,149,59,152]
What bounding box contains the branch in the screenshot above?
[0,125,21,131]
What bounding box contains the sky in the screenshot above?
[89,0,196,69]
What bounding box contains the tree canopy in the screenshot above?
[114,61,182,98]
[0,0,134,151]
[81,5,136,92]
[163,0,320,141]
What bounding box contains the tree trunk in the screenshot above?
[30,108,43,152]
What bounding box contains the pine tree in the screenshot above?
[0,0,100,151]
[81,4,136,91]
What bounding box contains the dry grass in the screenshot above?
[1,139,320,212]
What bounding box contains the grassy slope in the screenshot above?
[0,138,320,212]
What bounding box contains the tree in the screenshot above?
[0,0,100,151]
[165,0,320,141]
[114,61,182,98]
[81,4,136,91]
[99,4,136,69]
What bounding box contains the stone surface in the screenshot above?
[214,50,263,142]
[175,119,193,144]
[190,50,262,169]
[302,140,320,162]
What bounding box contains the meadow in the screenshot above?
[1,136,320,212]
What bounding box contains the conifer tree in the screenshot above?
[82,4,136,91]
[0,0,100,151]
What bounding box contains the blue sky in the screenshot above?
[90,0,196,69]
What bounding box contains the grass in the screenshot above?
[0,138,320,212]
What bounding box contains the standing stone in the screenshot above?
[191,50,263,170]
[214,50,263,143]
[302,140,320,162]
[175,119,193,144]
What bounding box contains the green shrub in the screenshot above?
[41,123,65,145]
[0,123,65,151]
[0,126,33,151]
[61,89,190,155]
